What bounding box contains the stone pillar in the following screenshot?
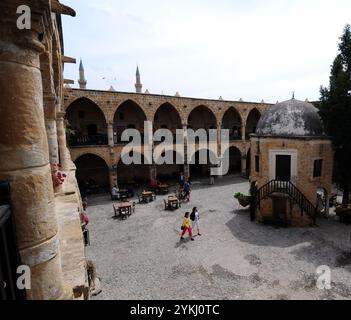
[46,119,59,164]
[44,96,59,164]
[56,112,71,171]
[109,167,117,190]
[150,164,157,181]
[241,124,246,141]
[110,147,118,189]
[107,122,114,147]
[107,121,117,189]
[242,153,248,178]
[217,122,222,155]
[0,3,65,299]
[182,123,190,179]
[216,122,223,179]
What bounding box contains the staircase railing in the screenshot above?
[256,180,317,224]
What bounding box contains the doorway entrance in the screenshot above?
[275,155,291,181]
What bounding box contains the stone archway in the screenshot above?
[155,150,184,183]
[246,108,261,139]
[114,100,147,144]
[66,97,107,146]
[74,153,110,195]
[223,146,242,175]
[188,149,217,180]
[154,103,182,133]
[222,107,242,141]
[117,152,150,187]
[188,106,216,131]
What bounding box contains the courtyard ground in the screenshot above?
[86,176,351,300]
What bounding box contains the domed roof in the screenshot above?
[255,98,325,137]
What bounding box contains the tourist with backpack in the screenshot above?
[190,207,201,236]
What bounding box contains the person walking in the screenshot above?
[179,172,185,188]
[183,179,191,202]
[180,212,194,241]
[190,207,201,236]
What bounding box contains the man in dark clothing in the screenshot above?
[249,181,258,222]
[179,172,185,188]
[183,179,191,202]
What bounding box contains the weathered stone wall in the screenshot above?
[64,89,272,188]
[64,89,271,128]
[0,0,88,300]
[250,136,333,226]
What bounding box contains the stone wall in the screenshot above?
[250,136,333,226]
[64,89,272,188]
[0,0,88,300]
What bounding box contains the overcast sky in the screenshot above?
[62,0,351,103]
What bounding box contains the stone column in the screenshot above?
[44,95,59,164]
[107,122,114,148]
[217,122,222,155]
[182,123,190,179]
[150,165,157,181]
[109,167,117,190]
[241,124,246,141]
[110,148,118,189]
[0,2,65,299]
[242,155,248,177]
[56,112,71,171]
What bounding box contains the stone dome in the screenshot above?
[255,98,325,137]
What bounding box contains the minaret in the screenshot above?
[78,59,87,89]
[135,65,142,93]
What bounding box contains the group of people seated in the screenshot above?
[111,184,134,201]
[111,172,192,201]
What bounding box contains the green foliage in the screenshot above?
[234,192,251,207]
[319,24,351,205]
[64,119,75,137]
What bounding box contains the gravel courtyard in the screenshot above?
[86,176,351,300]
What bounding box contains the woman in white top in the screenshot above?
[190,207,201,236]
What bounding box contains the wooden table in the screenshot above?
[167,196,180,209]
[118,201,132,218]
[158,184,169,194]
[142,191,155,203]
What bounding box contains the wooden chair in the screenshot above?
[113,204,119,218]
[164,199,169,210]
[127,204,132,217]
[152,193,157,201]
[132,202,136,214]
[119,208,127,220]
[120,194,128,202]
[137,194,143,203]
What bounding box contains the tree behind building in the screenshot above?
[320,24,351,206]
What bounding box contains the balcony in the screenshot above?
[69,134,108,147]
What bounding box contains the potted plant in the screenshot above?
[234,192,251,208]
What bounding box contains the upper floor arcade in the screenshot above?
[64,88,272,148]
